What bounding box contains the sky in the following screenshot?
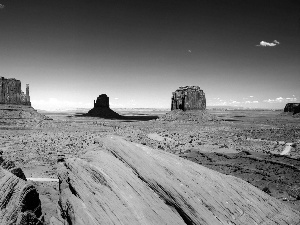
[0,0,299,110]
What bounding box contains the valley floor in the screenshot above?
[1,109,300,223]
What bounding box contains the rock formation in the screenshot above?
[85,94,122,119]
[52,135,300,225]
[284,103,300,115]
[171,86,206,111]
[0,156,43,225]
[0,76,31,106]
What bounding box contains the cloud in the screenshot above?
[263,96,297,103]
[114,98,119,100]
[0,4,4,9]
[256,40,280,47]
[244,100,259,104]
[249,96,253,98]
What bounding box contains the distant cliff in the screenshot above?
[171,86,206,111]
[0,76,31,106]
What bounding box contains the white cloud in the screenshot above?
[256,40,280,47]
[114,98,119,100]
[249,96,254,98]
[263,96,297,103]
[273,40,280,44]
[244,100,259,104]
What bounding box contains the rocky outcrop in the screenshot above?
[53,135,300,225]
[159,109,218,123]
[0,158,43,224]
[0,104,50,127]
[0,76,31,106]
[171,86,206,111]
[85,94,122,119]
[284,103,300,115]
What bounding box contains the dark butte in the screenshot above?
[284,103,300,115]
[86,94,121,118]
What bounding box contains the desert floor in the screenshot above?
[1,109,300,223]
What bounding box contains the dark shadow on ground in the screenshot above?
[75,113,159,121]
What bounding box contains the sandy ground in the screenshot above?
[0,109,300,223]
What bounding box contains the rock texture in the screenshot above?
[0,76,31,106]
[54,135,300,225]
[171,86,206,111]
[284,103,300,115]
[0,152,27,181]
[85,94,122,119]
[0,158,43,224]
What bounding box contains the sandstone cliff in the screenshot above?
[171,86,206,111]
[53,135,300,225]
[0,76,31,106]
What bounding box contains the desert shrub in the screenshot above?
[262,187,271,194]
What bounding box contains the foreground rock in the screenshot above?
[84,94,122,119]
[53,135,300,225]
[0,158,43,224]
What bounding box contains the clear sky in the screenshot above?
[0,0,299,110]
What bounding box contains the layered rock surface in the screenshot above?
[54,135,300,225]
[0,158,43,225]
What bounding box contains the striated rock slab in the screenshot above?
[55,135,300,225]
[171,86,206,111]
[0,163,43,224]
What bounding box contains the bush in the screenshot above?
[262,187,271,194]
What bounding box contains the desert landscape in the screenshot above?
[1,1,300,224]
[0,83,300,224]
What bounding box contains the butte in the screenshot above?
[84,94,122,119]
